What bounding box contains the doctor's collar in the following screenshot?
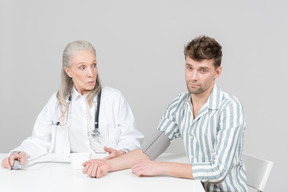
[71,86,85,101]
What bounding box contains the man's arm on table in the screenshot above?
[82,149,149,178]
[132,158,193,179]
[82,149,193,179]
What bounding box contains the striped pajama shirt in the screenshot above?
[157,84,247,192]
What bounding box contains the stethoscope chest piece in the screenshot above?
[91,129,100,137]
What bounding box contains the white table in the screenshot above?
[0,153,204,192]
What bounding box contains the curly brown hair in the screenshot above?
[184,35,222,68]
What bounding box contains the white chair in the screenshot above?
[242,153,274,192]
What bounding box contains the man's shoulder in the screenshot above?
[217,87,246,124]
[221,90,242,105]
[217,88,244,112]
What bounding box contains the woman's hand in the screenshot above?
[1,151,27,170]
[103,146,126,160]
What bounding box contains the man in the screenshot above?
[82,36,248,192]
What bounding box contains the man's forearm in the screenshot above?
[131,158,194,179]
[160,162,194,179]
[107,149,150,172]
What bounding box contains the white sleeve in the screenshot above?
[114,92,144,152]
[9,93,57,160]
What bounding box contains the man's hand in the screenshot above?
[1,151,27,170]
[103,146,126,160]
[82,159,110,178]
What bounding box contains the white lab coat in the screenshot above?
[10,86,143,160]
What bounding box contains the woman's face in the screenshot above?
[65,50,98,95]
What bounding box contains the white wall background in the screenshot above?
[0,0,287,191]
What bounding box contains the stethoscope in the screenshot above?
[91,88,101,137]
[52,88,102,137]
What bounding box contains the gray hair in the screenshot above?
[56,40,101,123]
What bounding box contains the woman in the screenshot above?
[2,40,143,170]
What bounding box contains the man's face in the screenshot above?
[185,56,221,95]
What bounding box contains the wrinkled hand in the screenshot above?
[82,159,110,178]
[132,159,162,177]
[103,146,126,160]
[1,151,27,170]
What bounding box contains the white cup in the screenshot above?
[70,153,91,170]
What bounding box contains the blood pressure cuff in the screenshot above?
[140,130,170,160]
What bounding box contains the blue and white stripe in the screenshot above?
[157,84,247,192]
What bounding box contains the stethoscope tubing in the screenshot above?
[52,89,102,137]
